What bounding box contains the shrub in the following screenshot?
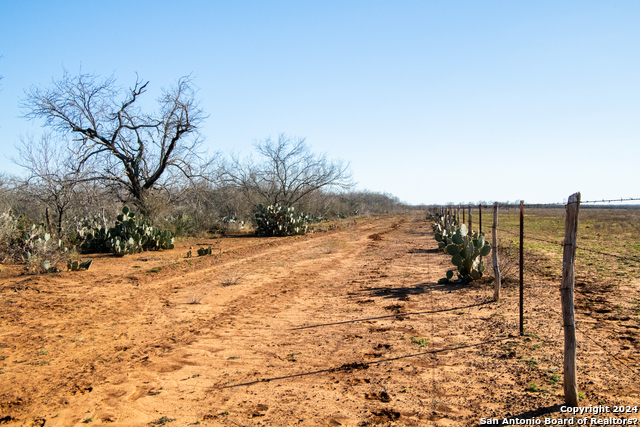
[75,214,111,253]
[0,211,17,262]
[76,207,175,256]
[105,207,175,256]
[254,204,310,237]
[17,224,68,273]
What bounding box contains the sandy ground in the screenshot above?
[1,212,638,427]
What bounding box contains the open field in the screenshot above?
[1,211,639,426]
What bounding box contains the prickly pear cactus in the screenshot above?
[254,204,310,237]
[67,259,93,271]
[197,246,212,256]
[438,225,491,284]
[102,207,175,256]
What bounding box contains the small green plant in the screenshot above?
[224,410,230,415]
[82,416,94,423]
[28,360,50,366]
[525,359,538,368]
[526,382,540,392]
[401,387,409,393]
[149,267,162,273]
[547,374,560,384]
[38,349,49,355]
[67,259,93,271]
[286,352,302,362]
[151,416,176,425]
[579,391,585,401]
[411,337,429,348]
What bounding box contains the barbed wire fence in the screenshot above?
[425,194,640,403]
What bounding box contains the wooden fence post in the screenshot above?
[468,204,472,235]
[479,204,482,234]
[462,205,465,225]
[561,192,581,407]
[492,203,501,301]
[519,200,524,336]
[444,206,449,229]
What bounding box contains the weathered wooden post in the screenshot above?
[561,192,581,406]
[492,203,501,301]
[444,206,449,229]
[479,204,482,234]
[468,204,472,235]
[519,200,524,336]
[447,206,452,228]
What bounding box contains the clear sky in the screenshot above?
[1,1,639,205]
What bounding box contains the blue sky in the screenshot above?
[1,1,639,205]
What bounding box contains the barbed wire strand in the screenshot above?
[497,229,640,265]
[429,197,640,209]
[427,203,640,377]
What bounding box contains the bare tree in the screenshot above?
[12,133,88,235]
[21,70,209,216]
[221,133,354,207]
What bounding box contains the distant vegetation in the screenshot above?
[0,70,407,271]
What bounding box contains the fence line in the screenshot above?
[432,197,640,210]
[427,194,640,406]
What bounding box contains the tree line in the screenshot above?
[2,70,405,247]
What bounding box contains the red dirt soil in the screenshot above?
[1,213,638,426]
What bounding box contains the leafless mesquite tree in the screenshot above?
[12,133,89,235]
[21,70,210,216]
[221,133,354,207]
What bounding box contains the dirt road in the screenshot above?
[1,212,638,426]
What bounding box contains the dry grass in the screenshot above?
[220,269,244,287]
[187,281,209,304]
[467,207,639,282]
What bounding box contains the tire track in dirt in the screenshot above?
[3,212,639,426]
[0,215,404,426]
[98,214,425,426]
